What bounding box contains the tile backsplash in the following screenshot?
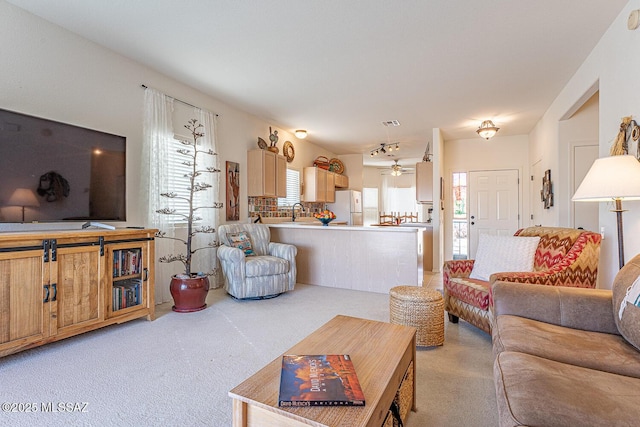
[248,197,325,220]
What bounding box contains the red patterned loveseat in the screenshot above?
[443,226,601,333]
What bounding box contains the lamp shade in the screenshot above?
[7,188,40,207]
[572,155,640,202]
[295,130,307,139]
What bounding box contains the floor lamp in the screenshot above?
[572,155,640,270]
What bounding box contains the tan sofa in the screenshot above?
[491,255,640,427]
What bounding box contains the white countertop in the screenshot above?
[267,223,427,232]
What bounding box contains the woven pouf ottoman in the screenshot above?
[389,286,444,347]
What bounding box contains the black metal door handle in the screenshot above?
[51,283,57,302]
[43,284,50,303]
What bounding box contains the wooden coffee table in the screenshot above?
[229,315,416,427]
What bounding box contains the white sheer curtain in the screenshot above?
[142,88,222,303]
[142,87,175,303]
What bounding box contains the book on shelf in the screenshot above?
[278,354,365,407]
[112,249,142,277]
[112,278,142,311]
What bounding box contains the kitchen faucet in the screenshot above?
[291,203,305,221]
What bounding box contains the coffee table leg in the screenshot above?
[232,399,248,427]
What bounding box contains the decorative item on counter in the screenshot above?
[283,141,295,162]
[268,126,279,153]
[314,209,336,226]
[257,137,268,150]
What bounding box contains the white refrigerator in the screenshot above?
[327,190,363,225]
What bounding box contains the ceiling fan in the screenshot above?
[391,160,403,176]
[378,159,414,176]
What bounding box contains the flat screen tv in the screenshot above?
[0,108,126,223]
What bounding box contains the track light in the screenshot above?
[369,142,401,157]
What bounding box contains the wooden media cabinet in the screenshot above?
[0,228,156,358]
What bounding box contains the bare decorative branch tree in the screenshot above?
[156,119,223,277]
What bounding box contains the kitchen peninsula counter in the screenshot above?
[268,223,427,293]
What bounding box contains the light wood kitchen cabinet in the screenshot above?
[303,167,336,202]
[0,229,155,358]
[416,162,434,203]
[334,173,349,188]
[326,171,335,203]
[247,149,286,198]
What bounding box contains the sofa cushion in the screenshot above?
[612,255,640,351]
[494,351,640,427]
[245,256,289,277]
[227,231,256,256]
[515,226,581,271]
[469,234,540,281]
[447,277,491,310]
[493,315,640,379]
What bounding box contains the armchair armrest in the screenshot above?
[491,281,618,334]
[217,244,245,264]
[268,242,297,260]
[443,259,475,284]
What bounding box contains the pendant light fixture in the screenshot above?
[476,120,500,140]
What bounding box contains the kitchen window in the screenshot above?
[278,168,301,207]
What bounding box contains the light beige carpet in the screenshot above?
[0,284,497,426]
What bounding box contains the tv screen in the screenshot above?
[0,108,126,223]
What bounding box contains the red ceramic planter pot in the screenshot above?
[169,275,209,313]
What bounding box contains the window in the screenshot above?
[164,133,203,224]
[362,187,379,226]
[278,168,301,207]
[452,172,468,259]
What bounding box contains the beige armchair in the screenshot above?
[217,224,297,299]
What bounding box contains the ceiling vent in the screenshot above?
[382,120,400,127]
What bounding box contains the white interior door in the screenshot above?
[530,160,542,226]
[572,144,599,232]
[468,169,520,258]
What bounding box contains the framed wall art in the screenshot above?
[226,161,240,221]
[541,169,553,209]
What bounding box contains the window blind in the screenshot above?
[164,134,203,224]
[278,168,301,207]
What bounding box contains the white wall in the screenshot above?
[0,0,334,232]
[442,134,530,261]
[558,91,599,229]
[0,1,338,302]
[529,0,640,288]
